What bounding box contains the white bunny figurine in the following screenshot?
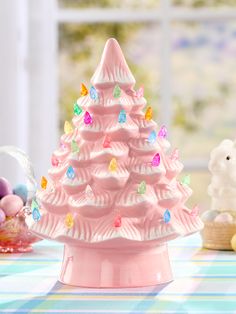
[208,139,236,212]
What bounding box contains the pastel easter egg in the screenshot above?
[231,234,236,251]
[0,177,12,199]
[0,208,6,223]
[0,195,24,217]
[214,212,234,223]
[13,184,28,204]
[201,210,219,222]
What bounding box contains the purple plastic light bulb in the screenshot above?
[84,111,93,125]
[151,153,160,167]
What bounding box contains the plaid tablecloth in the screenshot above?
[0,233,236,313]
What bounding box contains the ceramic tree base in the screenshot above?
[59,242,173,288]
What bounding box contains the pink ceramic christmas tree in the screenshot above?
[27,38,203,288]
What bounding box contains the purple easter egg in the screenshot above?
[0,177,12,199]
[0,208,6,223]
[0,195,23,217]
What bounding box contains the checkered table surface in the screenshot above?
[1,233,236,313]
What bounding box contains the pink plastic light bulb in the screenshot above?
[84,111,93,125]
[170,148,179,161]
[158,125,167,139]
[114,215,122,228]
[190,206,199,217]
[60,142,67,150]
[51,155,59,167]
[151,153,160,167]
[103,135,111,148]
[135,86,144,98]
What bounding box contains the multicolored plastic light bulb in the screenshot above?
[163,209,171,223]
[84,111,93,125]
[31,200,41,222]
[118,109,126,123]
[66,166,76,180]
[64,121,73,134]
[65,213,74,229]
[71,140,80,153]
[51,155,59,167]
[114,215,122,228]
[145,106,153,121]
[90,86,98,100]
[103,135,111,148]
[137,181,146,195]
[181,175,191,186]
[109,158,117,172]
[41,176,48,190]
[147,130,157,144]
[113,84,121,98]
[158,125,167,139]
[151,153,160,167]
[85,185,94,199]
[170,148,179,161]
[80,83,88,96]
[31,199,38,211]
[135,86,144,98]
[74,103,82,116]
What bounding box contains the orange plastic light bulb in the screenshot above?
[64,121,73,134]
[80,83,88,96]
[109,158,117,172]
[145,106,153,121]
[41,176,48,190]
[65,213,74,229]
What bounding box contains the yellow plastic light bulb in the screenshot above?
[64,121,73,134]
[80,83,88,96]
[65,213,74,229]
[109,158,117,172]
[41,176,48,190]
[145,106,153,121]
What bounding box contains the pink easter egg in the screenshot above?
[0,195,24,217]
[0,177,12,198]
[214,212,233,223]
[0,208,6,223]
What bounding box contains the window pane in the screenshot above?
[59,22,160,128]
[173,0,236,7]
[171,22,236,161]
[58,0,160,9]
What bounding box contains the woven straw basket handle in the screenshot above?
[0,146,37,202]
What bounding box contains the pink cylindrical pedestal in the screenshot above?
[59,242,173,288]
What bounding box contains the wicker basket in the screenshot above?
[201,221,236,250]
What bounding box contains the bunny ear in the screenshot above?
[219,139,233,147]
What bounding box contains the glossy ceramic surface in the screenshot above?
[59,241,173,288]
